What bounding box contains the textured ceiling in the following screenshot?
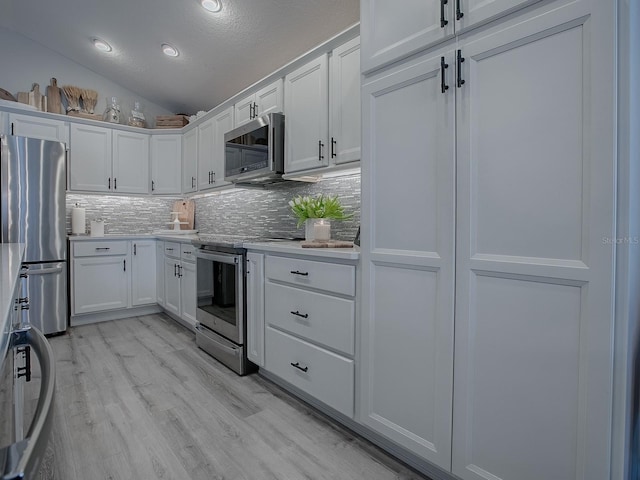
[0,0,359,113]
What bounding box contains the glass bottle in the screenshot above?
[128,101,146,128]
[103,96,121,124]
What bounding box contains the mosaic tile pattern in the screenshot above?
[66,174,361,240]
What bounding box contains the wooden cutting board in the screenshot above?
[172,200,195,230]
[46,78,63,114]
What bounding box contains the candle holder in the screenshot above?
[305,218,331,242]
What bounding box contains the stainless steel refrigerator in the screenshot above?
[1,135,67,335]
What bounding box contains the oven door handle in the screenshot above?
[195,250,241,265]
[1,326,55,480]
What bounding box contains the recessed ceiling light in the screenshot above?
[92,38,112,52]
[161,44,180,57]
[201,0,222,12]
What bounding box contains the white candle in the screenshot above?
[313,221,331,241]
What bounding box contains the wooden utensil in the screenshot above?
[172,200,195,230]
[0,88,16,102]
[46,78,63,114]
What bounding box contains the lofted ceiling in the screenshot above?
[0,0,359,114]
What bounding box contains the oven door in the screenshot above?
[195,250,244,345]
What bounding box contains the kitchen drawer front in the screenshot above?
[266,327,354,417]
[164,241,181,258]
[266,282,355,356]
[265,255,355,296]
[73,240,128,257]
[181,244,196,263]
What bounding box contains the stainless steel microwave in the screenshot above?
[224,112,285,185]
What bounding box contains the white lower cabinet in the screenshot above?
[163,256,181,317]
[161,242,197,328]
[131,240,156,306]
[180,259,197,327]
[246,252,265,367]
[262,253,357,418]
[156,241,165,307]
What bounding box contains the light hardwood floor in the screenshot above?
[36,314,429,479]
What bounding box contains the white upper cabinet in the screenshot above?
[112,130,149,194]
[197,118,215,191]
[182,127,198,193]
[329,37,361,165]
[234,79,284,127]
[8,113,69,144]
[69,123,112,192]
[361,0,544,74]
[150,135,182,195]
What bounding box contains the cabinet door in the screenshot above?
[69,123,112,192]
[197,118,215,190]
[164,257,181,316]
[150,135,182,194]
[457,0,542,32]
[255,79,283,117]
[156,241,165,307]
[453,2,615,480]
[182,127,198,193]
[112,130,149,194]
[131,240,156,306]
[360,48,456,469]
[234,93,255,127]
[180,261,197,328]
[246,252,265,367]
[73,255,129,314]
[9,113,68,144]
[330,37,361,165]
[361,0,453,74]
[284,54,329,173]
[212,107,233,187]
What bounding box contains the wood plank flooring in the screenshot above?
[37,314,429,480]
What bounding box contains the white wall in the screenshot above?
[0,27,172,126]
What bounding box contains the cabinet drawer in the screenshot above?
[266,327,354,417]
[266,282,355,355]
[265,256,355,296]
[73,241,128,257]
[164,241,180,258]
[181,244,196,263]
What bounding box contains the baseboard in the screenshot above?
[70,304,161,327]
[160,308,197,332]
[258,369,455,480]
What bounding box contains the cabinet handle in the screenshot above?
[192,176,195,188]
[318,140,324,161]
[290,362,308,373]
[457,50,465,88]
[290,310,309,319]
[290,270,309,276]
[441,56,449,93]
[151,180,155,191]
[456,0,463,19]
[331,137,337,158]
[253,102,258,118]
[95,247,110,251]
[123,259,126,272]
[114,178,117,190]
[16,346,31,381]
[178,265,183,278]
[440,0,449,27]
[174,264,177,276]
[15,297,29,304]
[20,304,30,311]
[133,244,137,256]
[166,248,174,251]
[212,171,216,183]
[249,103,254,119]
[10,123,14,136]
[108,177,111,189]
[184,250,192,255]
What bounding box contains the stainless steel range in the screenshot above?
[193,234,262,375]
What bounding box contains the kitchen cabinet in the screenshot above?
[179,259,197,327]
[8,113,69,144]
[70,124,149,193]
[112,130,149,194]
[284,37,361,174]
[130,240,156,306]
[156,241,165,307]
[69,123,112,192]
[182,127,198,193]
[246,252,265,367]
[162,241,197,327]
[163,256,181,317]
[150,135,182,194]
[198,107,233,191]
[359,0,616,478]
[71,241,130,315]
[263,254,357,417]
[360,0,542,74]
[234,79,284,127]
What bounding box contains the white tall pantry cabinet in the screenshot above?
[359,0,617,479]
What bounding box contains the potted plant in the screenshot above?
[289,194,352,241]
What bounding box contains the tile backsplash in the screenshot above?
[66,174,360,240]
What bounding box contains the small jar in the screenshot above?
[103,96,121,124]
[128,101,146,128]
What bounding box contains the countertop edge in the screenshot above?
[243,241,360,260]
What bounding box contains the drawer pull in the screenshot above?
[95,247,110,251]
[290,362,308,373]
[184,251,192,255]
[166,248,174,251]
[290,270,309,276]
[290,311,309,319]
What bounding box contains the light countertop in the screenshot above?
[68,234,199,243]
[0,243,25,371]
[243,241,360,260]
